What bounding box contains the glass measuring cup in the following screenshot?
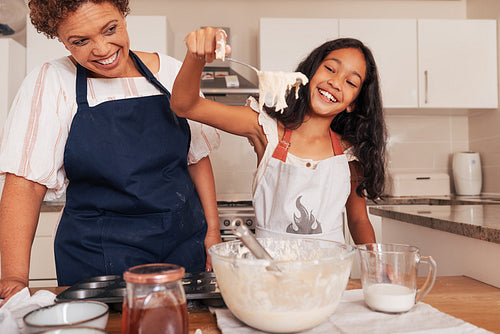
[358,243,437,313]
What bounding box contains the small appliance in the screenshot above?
[452,152,482,196]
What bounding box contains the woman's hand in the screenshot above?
[0,278,28,306]
[184,27,231,64]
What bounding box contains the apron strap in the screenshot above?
[271,128,344,162]
[74,51,172,109]
[272,128,292,162]
[330,129,344,156]
[75,63,89,108]
[129,51,171,97]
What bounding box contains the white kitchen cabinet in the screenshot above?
[343,208,383,279]
[339,19,418,108]
[368,212,383,242]
[29,211,61,287]
[0,38,25,197]
[259,18,498,110]
[418,19,498,109]
[342,209,383,244]
[27,15,170,73]
[340,19,498,109]
[382,217,500,289]
[259,18,338,72]
[0,38,26,130]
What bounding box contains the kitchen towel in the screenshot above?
[212,289,492,334]
[0,287,56,334]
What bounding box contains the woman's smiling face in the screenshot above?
[57,1,133,78]
[308,47,367,118]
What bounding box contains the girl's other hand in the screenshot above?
[184,27,231,64]
[204,231,222,272]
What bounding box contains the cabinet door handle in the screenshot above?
[424,70,429,104]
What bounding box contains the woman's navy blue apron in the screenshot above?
[54,51,207,286]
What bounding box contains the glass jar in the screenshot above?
[121,263,188,334]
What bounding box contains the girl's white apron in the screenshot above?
[253,128,350,243]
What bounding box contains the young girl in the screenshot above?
[172,27,387,244]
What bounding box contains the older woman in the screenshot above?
[0,0,221,300]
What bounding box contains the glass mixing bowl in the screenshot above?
[209,238,355,333]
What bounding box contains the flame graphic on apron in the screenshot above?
[286,196,322,234]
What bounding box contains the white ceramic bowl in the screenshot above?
[23,301,109,333]
[209,238,355,333]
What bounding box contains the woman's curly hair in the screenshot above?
[265,38,387,200]
[29,0,130,39]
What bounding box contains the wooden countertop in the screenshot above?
[30,275,500,334]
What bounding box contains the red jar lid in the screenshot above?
[123,263,185,284]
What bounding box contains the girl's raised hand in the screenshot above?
[184,27,231,63]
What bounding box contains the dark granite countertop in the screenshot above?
[43,195,500,244]
[369,201,500,245]
[43,195,500,211]
[368,194,500,206]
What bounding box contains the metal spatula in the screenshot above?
[231,222,281,273]
[225,57,260,74]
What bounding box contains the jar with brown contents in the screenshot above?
[121,263,188,334]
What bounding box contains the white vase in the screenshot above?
[452,152,482,196]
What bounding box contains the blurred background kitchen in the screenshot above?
[1,0,500,287]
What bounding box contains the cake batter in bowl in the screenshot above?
[209,238,354,333]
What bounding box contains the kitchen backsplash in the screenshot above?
[467,0,500,195]
[385,113,468,175]
[469,110,500,195]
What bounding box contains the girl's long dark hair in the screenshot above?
[266,38,387,199]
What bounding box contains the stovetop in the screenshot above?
[217,201,256,241]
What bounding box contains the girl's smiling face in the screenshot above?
[308,47,367,117]
[57,2,133,78]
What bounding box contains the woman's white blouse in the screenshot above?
[0,53,220,201]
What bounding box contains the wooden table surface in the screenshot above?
[31,275,500,334]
